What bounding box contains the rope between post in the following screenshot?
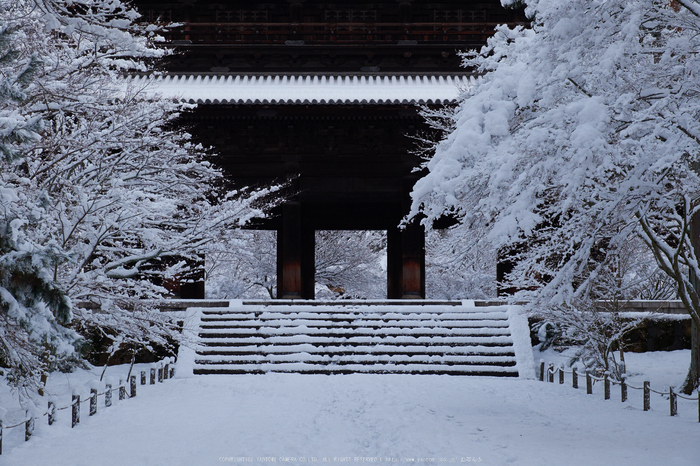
[4,419,29,429]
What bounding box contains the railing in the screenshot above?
[538,360,700,422]
[0,357,176,455]
[160,22,527,45]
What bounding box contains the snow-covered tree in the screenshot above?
[425,227,496,300]
[410,0,700,392]
[0,21,80,391]
[532,236,675,379]
[1,0,277,383]
[205,230,278,299]
[315,230,385,299]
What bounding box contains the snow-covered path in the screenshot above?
[3,373,698,466]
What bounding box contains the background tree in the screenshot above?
[205,230,386,300]
[425,227,496,300]
[205,231,278,299]
[410,0,700,392]
[314,230,385,299]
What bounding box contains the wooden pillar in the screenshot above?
[393,176,426,299]
[386,223,425,299]
[402,222,425,298]
[301,226,315,299]
[387,227,403,299]
[277,203,315,299]
[277,202,302,298]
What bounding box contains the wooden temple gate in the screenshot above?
[132,0,526,299]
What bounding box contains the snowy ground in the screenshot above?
[1,350,698,466]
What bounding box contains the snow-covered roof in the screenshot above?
[126,74,475,105]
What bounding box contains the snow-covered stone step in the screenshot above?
[199,319,510,328]
[198,328,511,338]
[196,344,516,356]
[195,353,516,363]
[200,310,510,320]
[198,336,514,347]
[198,335,514,348]
[192,362,518,376]
[181,302,529,377]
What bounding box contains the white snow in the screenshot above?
[1,355,698,465]
[507,306,537,379]
[126,74,475,105]
[1,349,698,465]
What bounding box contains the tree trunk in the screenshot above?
[682,318,700,394]
[125,351,136,384]
[38,346,50,396]
[682,208,700,394]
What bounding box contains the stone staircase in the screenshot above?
[180,301,526,377]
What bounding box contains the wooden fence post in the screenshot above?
[572,366,578,389]
[25,410,34,441]
[0,407,6,454]
[621,376,627,403]
[141,371,146,385]
[90,388,97,416]
[559,364,564,384]
[48,398,56,425]
[604,372,610,400]
[670,387,677,416]
[170,366,175,378]
[643,381,650,411]
[119,379,126,401]
[540,359,544,382]
[130,375,137,398]
[164,362,169,380]
[547,363,554,383]
[105,384,112,407]
[539,360,545,382]
[150,366,156,385]
[586,371,592,395]
[158,363,164,383]
[72,394,80,428]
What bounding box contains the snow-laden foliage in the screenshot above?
[0,17,80,391]
[205,231,278,299]
[425,227,496,300]
[314,231,385,299]
[1,0,277,388]
[410,0,700,390]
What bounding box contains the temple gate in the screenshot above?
[131,0,525,298]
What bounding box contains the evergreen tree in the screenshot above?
[0,22,79,390]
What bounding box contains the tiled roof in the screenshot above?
[126,74,475,105]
